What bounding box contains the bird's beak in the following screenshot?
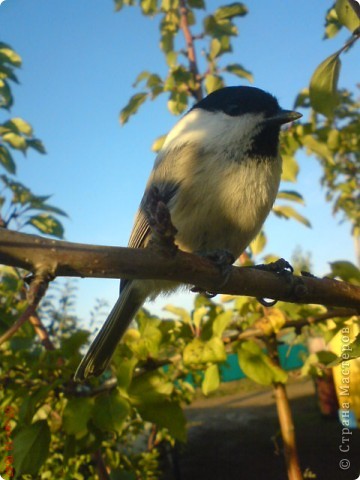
[264,109,302,126]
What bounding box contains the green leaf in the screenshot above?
[309,52,341,118]
[183,337,226,365]
[27,138,46,154]
[114,0,124,11]
[8,117,33,136]
[281,155,299,182]
[63,397,93,437]
[272,205,311,228]
[335,0,360,32]
[224,63,253,83]
[129,370,173,405]
[152,134,167,152]
[13,420,50,476]
[188,0,205,8]
[329,261,360,285]
[0,145,16,173]
[120,92,148,125]
[204,74,224,94]
[2,132,27,150]
[0,44,22,67]
[27,213,65,238]
[141,0,158,15]
[163,304,192,324]
[138,400,186,442]
[250,230,266,256]
[237,340,288,386]
[0,79,13,108]
[115,356,138,393]
[212,310,233,337]
[167,91,188,115]
[93,389,130,433]
[302,134,334,164]
[214,2,247,20]
[202,364,220,395]
[277,190,304,205]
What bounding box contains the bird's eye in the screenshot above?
[224,104,241,116]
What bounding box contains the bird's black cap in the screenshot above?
[192,86,281,118]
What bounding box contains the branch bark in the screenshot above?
[0,228,360,310]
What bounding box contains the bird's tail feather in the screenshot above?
[74,283,144,381]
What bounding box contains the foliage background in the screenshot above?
[0,0,358,323]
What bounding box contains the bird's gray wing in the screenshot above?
[120,181,180,292]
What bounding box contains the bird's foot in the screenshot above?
[251,258,294,307]
[191,249,235,298]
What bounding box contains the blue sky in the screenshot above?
[1,0,358,325]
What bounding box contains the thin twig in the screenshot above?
[179,0,203,101]
[0,270,50,346]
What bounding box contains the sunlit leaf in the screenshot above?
[250,230,266,256]
[214,3,247,21]
[224,63,253,83]
[309,52,341,118]
[27,213,65,238]
[281,155,299,182]
[335,0,360,32]
[141,0,158,16]
[212,310,233,337]
[2,132,27,151]
[0,43,22,67]
[204,74,224,94]
[120,92,148,124]
[7,117,33,136]
[152,134,167,152]
[272,205,311,228]
[277,190,304,205]
[202,364,220,395]
[237,340,288,386]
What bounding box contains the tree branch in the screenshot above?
[0,228,360,310]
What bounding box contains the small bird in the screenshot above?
[75,86,301,381]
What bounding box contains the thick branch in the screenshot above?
[0,228,360,309]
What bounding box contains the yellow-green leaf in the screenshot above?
[204,74,224,94]
[237,340,288,386]
[281,155,299,182]
[272,205,311,228]
[202,364,220,395]
[152,133,167,152]
[309,52,341,118]
[27,214,65,238]
[250,230,266,256]
[120,92,148,125]
[335,0,360,33]
[225,63,253,83]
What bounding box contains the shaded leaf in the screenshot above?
[26,138,46,154]
[309,52,341,118]
[129,370,173,405]
[0,145,16,173]
[13,420,50,476]
[93,389,130,433]
[167,91,188,115]
[138,400,186,442]
[329,261,360,285]
[63,397,93,437]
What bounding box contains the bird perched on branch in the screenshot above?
[75,86,301,381]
